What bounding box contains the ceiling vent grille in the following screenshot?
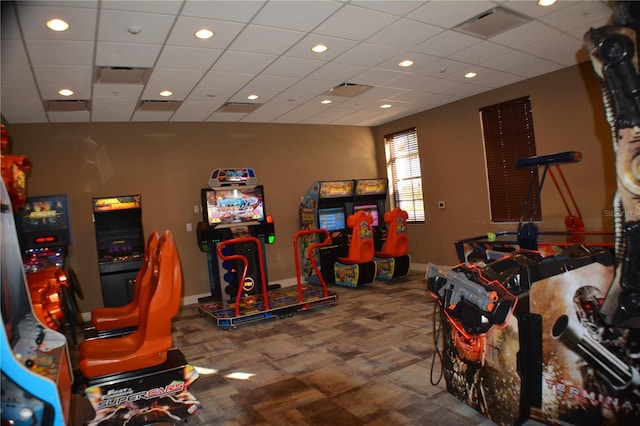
[453,7,530,39]
[137,100,183,112]
[95,66,152,84]
[323,82,373,97]
[45,99,91,112]
[216,102,263,113]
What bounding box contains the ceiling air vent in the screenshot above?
[137,100,183,112]
[45,99,91,112]
[96,66,152,84]
[216,102,263,113]
[453,7,530,39]
[323,82,373,97]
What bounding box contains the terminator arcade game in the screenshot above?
[425,4,640,425]
[92,195,145,307]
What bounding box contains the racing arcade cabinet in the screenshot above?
[93,195,145,307]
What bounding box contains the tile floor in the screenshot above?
[72,272,497,425]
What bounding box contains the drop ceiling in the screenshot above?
[0,0,613,127]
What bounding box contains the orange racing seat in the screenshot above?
[78,230,182,378]
[338,210,374,264]
[375,208,409,258]
[89,230,160,332]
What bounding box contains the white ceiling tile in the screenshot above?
[16,4,98,41]
[155,45,223,71]
[25,40,94,66]
[186,87,238,103]
[32,65,93,88]
[97,10,175,44]
[207,112,248,122]
[1,40,29,67]
[523,33,585,67]
[307,62,366,83]
[1,84,41,102]
[313,4,397,41]
[243,74,301,93]
[416,58,472,79]
[376,52,440,71]
[146,68,207,88]
[91,98,137,116]
[482,50,562,78]
[211,50,277,74]
[195,71,255,90]
[539,1,614,32]
[384,73,437,90]
[413,30,481,58]
[165,17,246,49]
[47,110,90,122]
[251,1,343,31]
[490,21,561,49]
[171,101,221,121]
[352,68,406,86]
[262,57,325,78]
[101,0,183,14]
[334,43,400,67]
[96,42,163,67]
[1,65,37,86]
[180,0,266,22]
[93,84,144,99]
[228,25,306,55]
[39,84,91,100]
[408,1,497,28]
[1,2,21,40]
[141,85,192,100]
[285,34,359,61]
[448,40,512,64]
[352,1,424,16]
[364,18,444,48]
[0,107,48,123]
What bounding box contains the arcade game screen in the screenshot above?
[19,195,69,236]
[318,207,346,232]
[354,204,379,227]
[203,186,265,226]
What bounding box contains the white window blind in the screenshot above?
[384,128,425,222]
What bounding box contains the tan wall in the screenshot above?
[4,62,617,312]
[373,61,616,266]
[3,122,377,312]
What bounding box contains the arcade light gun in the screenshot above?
[427,263,518,337]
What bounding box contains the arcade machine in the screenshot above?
[196,168,276,303]
[17,194,83,342]
[299,179,355,286]
[425,4,640,424]
[197,168,338,329]
[1,179,73,426]
[352,178,411,280]
[93,195,145,307]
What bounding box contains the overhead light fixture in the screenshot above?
[311,44,328,53]
[159,90,173,97]
[195,29,214,40]
[321,99,332,104]
[246,94,259,100]
[380,104,392,109]
[46,18,69,32]
[464,72,478,79]
[398,60,414,68]
[58,89,74,96]
[537,0,557,6]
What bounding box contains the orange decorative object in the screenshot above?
[0,124,31,212]
[338,210,374,264]
[90,230,160,332]
[26,267,70,330]
[375,207,409,258]
[79,230,183,378]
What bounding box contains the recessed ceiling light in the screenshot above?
[380,104,392,109]
[311,44,328,53]
[537,0,557,6]
[247,94,259,100]
[159,90,173,97]
[195,29,214,40]
[465,72,477,79]
[46,18,69,32]
[321,99,332,104]
[58,89,74,96]
[398,60,414,67]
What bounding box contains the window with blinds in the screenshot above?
[384,128,425,222]
[480,96,541,223]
